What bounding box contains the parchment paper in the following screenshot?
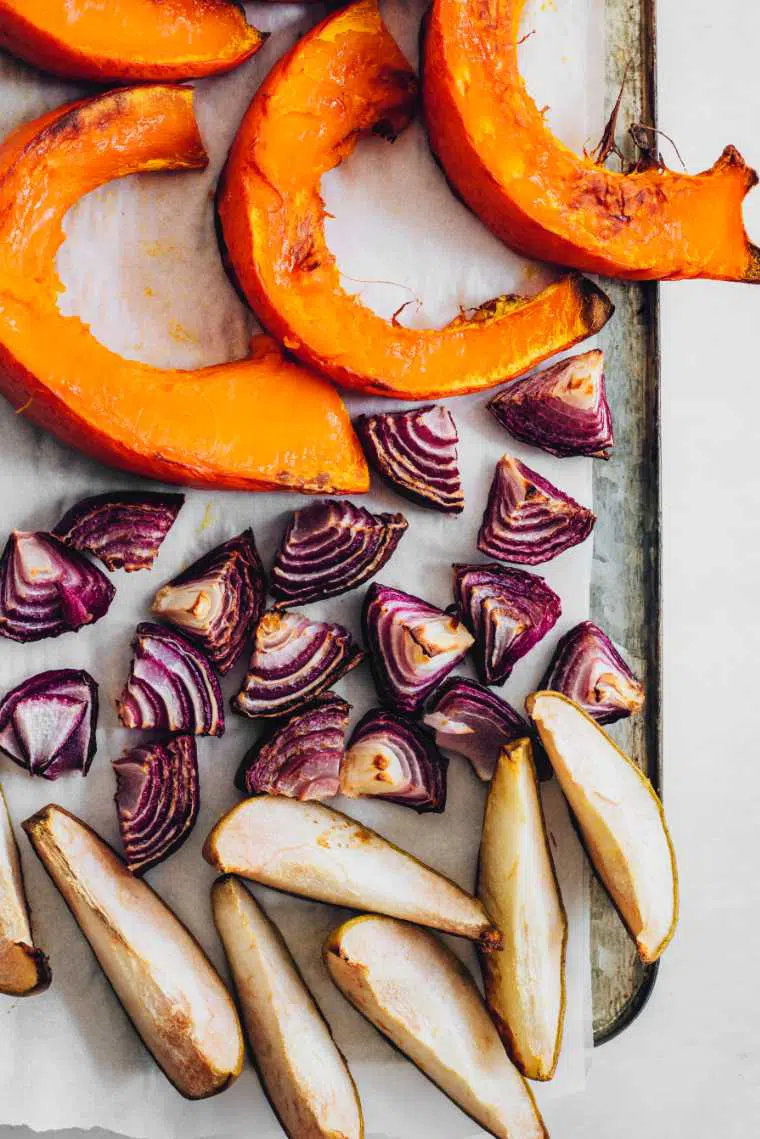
[0,2,606,1136]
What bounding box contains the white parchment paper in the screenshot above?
[0,1,605,1136]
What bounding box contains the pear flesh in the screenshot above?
[212,876,363,1139]
[0,784,50,996]
[528,691,677,963]
[324,915,546,1139]
[24,804,243,1098]
[204,797,500,946]
[478,739,567,1080]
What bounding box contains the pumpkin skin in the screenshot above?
[423,0,760,283]
[0,86,369,494]
[217,0,613,400]
[0,0,264,82]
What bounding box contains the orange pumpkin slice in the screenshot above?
[0,86,369,494]
[217,0,613,400]
[0,0,264,82]
[423,0,759,282]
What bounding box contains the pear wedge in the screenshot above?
[203,798,500,947]
[0,784,50,996]
[528,691,677,963]
[212,876,363,1138]
[478,740,567,1080]
[23,805,243,1098]
[324,915,547,1139]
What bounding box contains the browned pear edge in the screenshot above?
[526,691,679,963]
[478,738,568,1080]
[23,804,244,1099]
[203,798,502,948]
[323,914,548,1139]
[0,783,51,997]
[212,875,365,1138]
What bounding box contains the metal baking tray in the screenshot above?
[589,0,661,1045]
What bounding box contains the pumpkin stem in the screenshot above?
[590,65,628,167]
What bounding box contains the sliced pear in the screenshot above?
[528,691,677,963]
[212,876,363,1138]
[204,798,500,947]
[23,805,243,1098]
[324,915,546,1139]
[478,739,567,1081]
[0,783,50,996]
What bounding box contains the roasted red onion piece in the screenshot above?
[53,491,184,573]
[342,708,447,812]
[152,530,265,675]
[454,563,561,686]
[234,611,363,720]
[488,350,613,459]
[117,622,224,736]
[237,694,349,801]
[423,677,529,781]
[362,583,474,713]
[271,500,408,608]
[540,620,645,724]
[0,669,98,780]
[478,455,595,565]
[356,405,464,513]
[0,531,115,642]
[113,735,199,875]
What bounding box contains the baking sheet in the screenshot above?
[0,1,606,1136]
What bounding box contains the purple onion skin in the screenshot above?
[362,583,474,714]
[271,500,408,608]
[237,694,349,801]
[540,621,645,724]
[478,455,595,565]
[453,563,561,686]
[117,622,224,737]
[356,404,464,514]
[152,530,266,675]
[342,708,448,813]
[113,735,199,875]
[234,611,364,720]
[53,491,184,573]
[488,350,614,459]
[0,531,115,642]
[0,669,98,780]
[423,677,528,781]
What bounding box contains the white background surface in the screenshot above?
[1,0,759,1136]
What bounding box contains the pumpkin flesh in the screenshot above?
[0,0,263,82]
[0,86,369,494]
[217,0,614,399]
[423,0,760,282]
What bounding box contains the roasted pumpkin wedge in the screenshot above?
[0,86,369,494]
[0,0,264,82]
[218,0,613,399]
[423,0,759,282]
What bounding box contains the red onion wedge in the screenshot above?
[54,491,184,573]
[454,564,561,686]
[113,735,199,875]
[478,455,595,565]
[362,583,474,714]
[271,500,408,608]
[423,677,529,781]
[117,623,224,736]
[356,405,464,513]
[0,669,98,780]
[237,694,349,801]
[234,611,363,720]
[488,350,614,459]
[342,708,447,813]
[540,621,645,724]
[152,530,265,675]
[0,531,115,642]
